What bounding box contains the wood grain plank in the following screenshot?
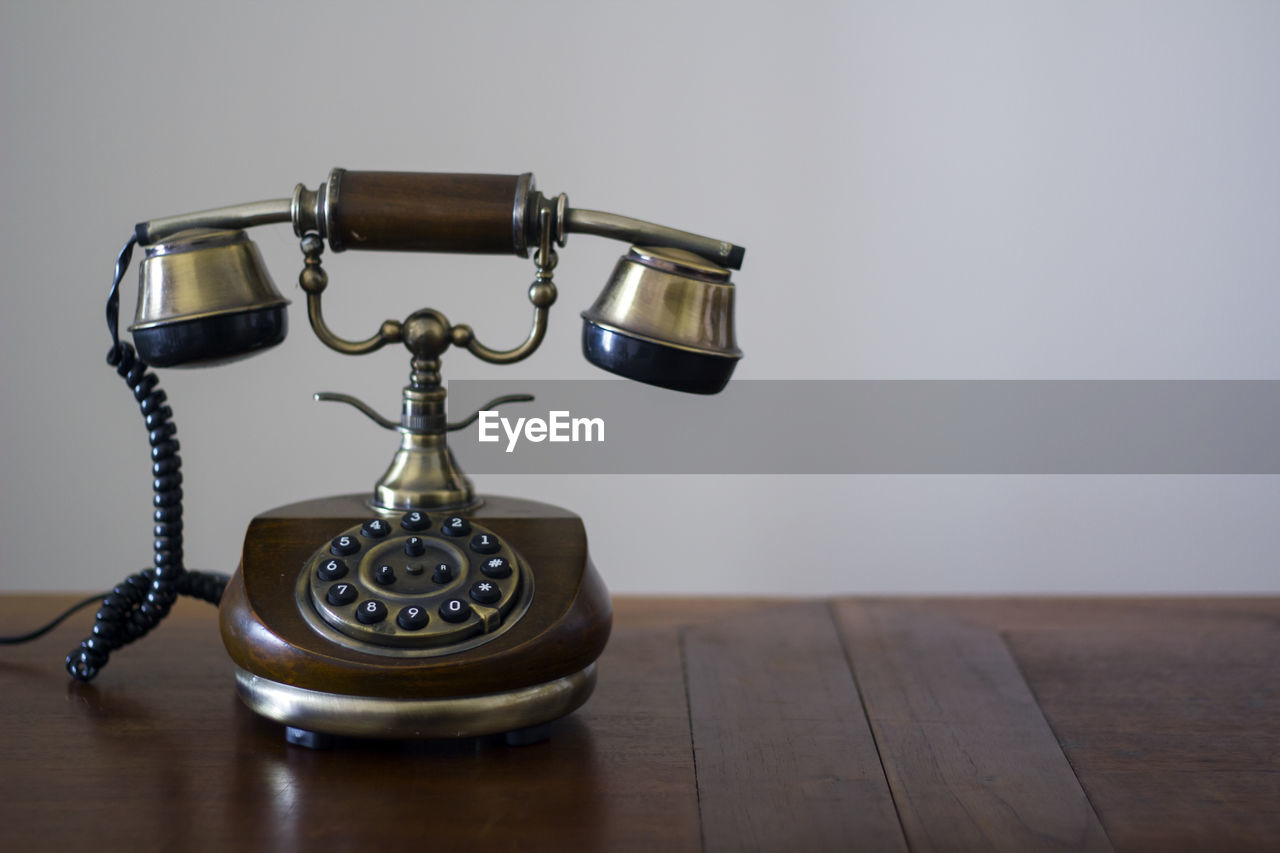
[834,599,1112,853]
[0,594,703,853]
[683,600,908,853]
[1006,612,1280,852]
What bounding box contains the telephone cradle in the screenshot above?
[219,493,611,745]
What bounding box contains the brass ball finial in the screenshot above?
[401,309,452,361]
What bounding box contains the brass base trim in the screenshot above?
[233,664,596,739]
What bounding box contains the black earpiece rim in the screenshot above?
[581,321,737,395]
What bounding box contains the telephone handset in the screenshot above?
[78,169,744,745]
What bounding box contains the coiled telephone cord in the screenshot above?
[1,235,228,677]
[61,342,229,682]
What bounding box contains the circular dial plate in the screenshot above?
[301,511,525,649]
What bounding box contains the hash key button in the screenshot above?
[480,557,511,578]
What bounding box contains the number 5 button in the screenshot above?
[330,534,359,556]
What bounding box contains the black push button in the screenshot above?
[374,564,396,586]
[470,580,501,605]
[432,562,455,584]
[317,558,348,581]
[397,605,429,630]
[330,534,359,556]
[356,599,388,624]
[438,598,471,623]
[404,536,426,557]
[470,533,501,554]
[400,510,430,532]
[361,519,391,539]
[326,583,358,606]
[479,556,511,578]
[441,516,471,537]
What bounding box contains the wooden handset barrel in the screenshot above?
[329,171,527,254]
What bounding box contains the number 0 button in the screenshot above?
[438,598,471,623]
[356,599,388,624]
[397,605,429,630]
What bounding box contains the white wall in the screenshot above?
[2,1,1278,594]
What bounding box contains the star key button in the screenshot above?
[470,580,501,605]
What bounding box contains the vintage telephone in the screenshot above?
[73,169,744,746]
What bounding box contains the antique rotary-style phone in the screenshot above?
[73,170,743,746]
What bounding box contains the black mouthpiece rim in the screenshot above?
[132,306,287,367]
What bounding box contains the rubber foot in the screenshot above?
[503,723,551,746]
[285,726,334,749]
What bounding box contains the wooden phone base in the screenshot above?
[219,494,612,741]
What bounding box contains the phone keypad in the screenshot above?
[302,512,524,648]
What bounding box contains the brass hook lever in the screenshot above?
[314,391,534,434]
[313,392,399,430]
[446,394,535,432]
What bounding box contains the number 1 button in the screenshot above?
[470,533,501,554]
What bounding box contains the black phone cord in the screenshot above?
[59,234,229,682]
[64,342,229,681]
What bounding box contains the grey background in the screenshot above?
[2,1,1278,595]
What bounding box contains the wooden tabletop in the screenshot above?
[1,595,1276,852]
